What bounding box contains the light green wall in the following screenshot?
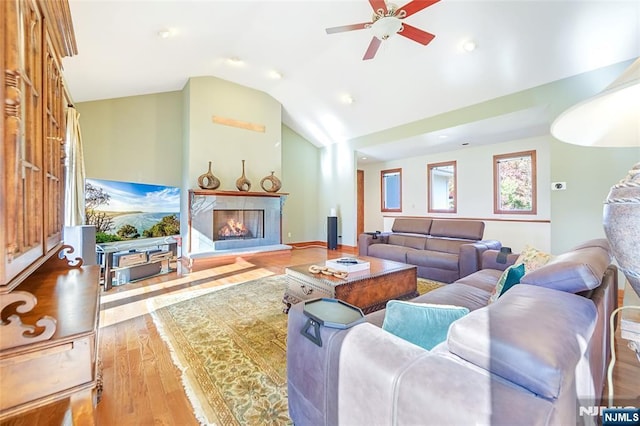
[77,91,183,186]
[550,142,639,252]
[77,80,321,247]
[183,77,282,190]
[281,125,320,243]
[180,81,192,238]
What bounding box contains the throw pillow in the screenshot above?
[498,262,526,297]
[382,301,469,350]
[516,245,553,272]
[488,263,518,304]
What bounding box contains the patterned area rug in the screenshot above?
[151,274,443,425]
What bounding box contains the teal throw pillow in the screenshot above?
[489,263,527,304]
[382,301,469,350]
[498,262,526,297]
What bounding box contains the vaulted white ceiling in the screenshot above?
[62,0,640,161]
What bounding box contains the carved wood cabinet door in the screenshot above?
[2,0,46,289]
[43,33,65,253]
[2,0,69,290]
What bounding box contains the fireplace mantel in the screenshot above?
[190,189,288,198]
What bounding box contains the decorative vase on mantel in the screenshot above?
[260,171,282,193]
[603,162,640,298]
[197,161,220,190]
[235,160,251,192]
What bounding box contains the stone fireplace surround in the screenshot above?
[188,190,289,258]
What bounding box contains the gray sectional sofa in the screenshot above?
[358,217,501,283]
[287,238,618,426]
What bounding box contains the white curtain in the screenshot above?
[64,107,86,226]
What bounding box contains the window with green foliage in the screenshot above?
[381,168,402,212]
[493,150,537,214]
[428,161,456,213]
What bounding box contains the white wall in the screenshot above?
[317,142,358,246]
[361,135,552,253]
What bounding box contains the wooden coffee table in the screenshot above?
[282,256,418,314]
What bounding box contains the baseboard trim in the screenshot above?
[289,241,357,254]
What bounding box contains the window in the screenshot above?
[428,161,457,213]
[381,168,402,212]
[493,150,537,214]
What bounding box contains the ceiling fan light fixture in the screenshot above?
[370,16,403,40]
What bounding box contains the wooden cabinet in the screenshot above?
[0,256,101,423]
[1,1,100,423]
[1,0,74,291]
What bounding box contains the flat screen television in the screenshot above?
[85,178,180,243]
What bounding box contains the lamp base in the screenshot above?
[603,162,640,298]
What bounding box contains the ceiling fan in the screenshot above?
[326,0,440,60]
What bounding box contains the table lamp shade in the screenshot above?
[551,58,640,147]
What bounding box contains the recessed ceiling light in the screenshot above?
[268,70,283,80]
[361,156,368,160]
[438,134,448,139]
[157,29,172,39]
[227,57,244,66]
[461,40,477,52]
[341,94,355,104]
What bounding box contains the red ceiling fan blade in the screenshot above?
[363,37,382,60]
[396,0,440,18]
[398,23,436,45]
[326,22,370,34]
[369,0,388,15]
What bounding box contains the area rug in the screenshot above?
[151,274,443,425]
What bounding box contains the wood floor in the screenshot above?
[22,247,636,425]
[96,247,347,425]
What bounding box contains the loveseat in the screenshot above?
[287,239,618,425]
[358,217,501,283]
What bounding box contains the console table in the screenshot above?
[97,236,179,291]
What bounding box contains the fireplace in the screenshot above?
[188,191,285,254]
[214,209,264,241]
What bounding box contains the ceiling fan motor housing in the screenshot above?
[370,16,403,40]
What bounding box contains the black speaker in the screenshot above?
[327,216,338,250]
